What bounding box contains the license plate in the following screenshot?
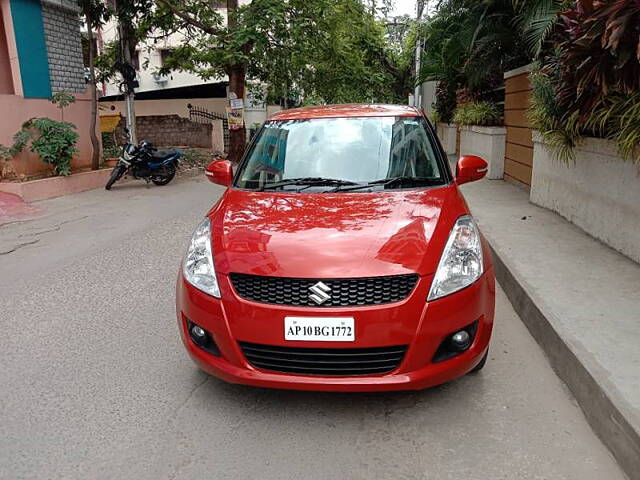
[284,317,355,342]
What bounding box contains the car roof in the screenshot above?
[268,104,422,121]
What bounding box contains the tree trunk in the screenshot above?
[227,63,246,163]
[84,5,100,170]
[226,0,246,164]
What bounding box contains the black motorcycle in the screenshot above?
[105,131,182,190]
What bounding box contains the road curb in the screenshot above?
[488,240,640,480]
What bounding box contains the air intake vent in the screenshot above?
[239,342,408,376]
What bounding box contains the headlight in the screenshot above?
[428,215,483,301]
[183,217,221,298]
[123,144,136,161]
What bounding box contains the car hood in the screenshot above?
[210,185,468,278]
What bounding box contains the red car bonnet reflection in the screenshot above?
[211,187,471,278]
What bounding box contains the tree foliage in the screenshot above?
[146,0,405,106]
[512,0,567,58]
[95,0,154,86]
[453,101,502,126]
[420,0,529,122]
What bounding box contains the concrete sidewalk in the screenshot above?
[460,178,640,479]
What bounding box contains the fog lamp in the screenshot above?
[191,325,206,339]
[450,330,471,351]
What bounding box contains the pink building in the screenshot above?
[0,0,100,180]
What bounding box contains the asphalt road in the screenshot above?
[0,175,626,480]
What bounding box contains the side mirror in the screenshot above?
[455,155,488,185]
[205,159,233,187]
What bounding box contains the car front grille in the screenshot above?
[239,342,408,376]
[229,273,419,307]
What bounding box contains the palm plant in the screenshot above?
[420,0,529,122]
[512,0,566,58]
[462,0,529,93]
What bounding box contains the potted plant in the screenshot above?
[454,101,506,179]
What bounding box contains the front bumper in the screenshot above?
[176,270,495,392]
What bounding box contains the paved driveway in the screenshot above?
[0,176,624,479]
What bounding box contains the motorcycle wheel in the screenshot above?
[151,164,176,186]
[105,164,126,190]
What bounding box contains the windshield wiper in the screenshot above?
[259,177,360,191]
[332,176,442,192]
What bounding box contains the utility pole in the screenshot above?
[118,23,137,143]
[113,0,137,143]
[413,0,427,108]
[226,0,247,163]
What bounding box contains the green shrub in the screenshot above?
[0,144,12,161]
[530,69,640,163]
[180,148,210,168]
[101,132,120,159]
[554,0,640,118]
[584,93,640,163]
[528,69,581,163]
[433,82,456,124]
[12,118,78,176]
[453,102,501,126]
[528,0,640,163]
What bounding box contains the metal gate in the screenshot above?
[188,105,229,152]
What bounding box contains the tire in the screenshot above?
[151,163,176,186]
[470,350,488,373]
[105,164,126,190]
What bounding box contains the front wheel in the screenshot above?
[470,350,488,373]
[105,164,126,190]
[151,163,176,186]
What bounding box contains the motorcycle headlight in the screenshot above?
[123,144,136,161]
[183,217,221,298]
[428,215,483,301]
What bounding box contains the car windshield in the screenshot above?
[234,116,446,191]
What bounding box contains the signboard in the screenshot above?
[246,91,266,111]
[230,98,244,109]
[226,107,244,130]
[99,114,122,133]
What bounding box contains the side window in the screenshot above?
[388,120,440,178]
[240,125,288,185]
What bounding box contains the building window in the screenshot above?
[82,35,97,68]
[132,50,140,71]
[160,48,174,67]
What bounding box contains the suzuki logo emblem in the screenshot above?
[309,281,331,305]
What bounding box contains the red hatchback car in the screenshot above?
[176,104,495,392]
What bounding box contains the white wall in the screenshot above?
[437,123,457,155]
[99,98,229,118]
[459,126,506,179]
[98,21,225,96]
[420,81,437,116]
[531,134,640,264]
